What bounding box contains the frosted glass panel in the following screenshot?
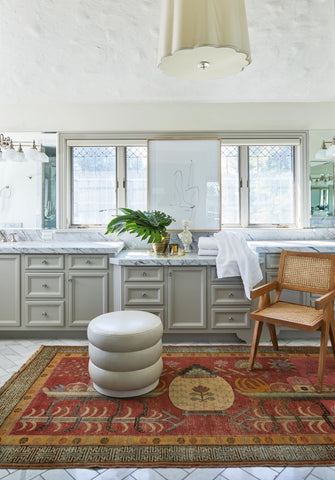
[71,146,116,226]
[249,145,295,225]
[126,146,147,210]
[221,145,240,225]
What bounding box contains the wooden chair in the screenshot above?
[248,250,335,391]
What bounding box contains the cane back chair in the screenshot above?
[248,250,335,391]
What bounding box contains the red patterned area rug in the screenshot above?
[1,345,335,468]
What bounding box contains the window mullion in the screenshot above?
[116,147,126,210]
[239,146,249,227]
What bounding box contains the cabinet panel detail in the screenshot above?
[24,255,64,270]
[124,284,164,305]
[211,308,250,329]
[68,255,107,270]
[211,285,249,305]
[265,254,281,269]
[124,307,165,326]
[0,255,20,326]
[168,267,206,329]
[68,271,108,327]
[124,266,163,282]
[25,301,65,327]
[24,273,64,298]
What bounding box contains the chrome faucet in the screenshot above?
[0,231,7,242]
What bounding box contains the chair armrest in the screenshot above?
[315,289,335,310]
[250,281,279,299]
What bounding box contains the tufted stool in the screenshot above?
[87,310,163,397]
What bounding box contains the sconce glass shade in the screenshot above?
[3,142,18,161]
[157,0,251,80]
[13,144,26,162]
[315,141,329,160]
[326,138,335,158]
[25,140,40,161]
[38,145,49,163]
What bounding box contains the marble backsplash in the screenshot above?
[3,227,335,251]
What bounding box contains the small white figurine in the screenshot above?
[178,220,193,252]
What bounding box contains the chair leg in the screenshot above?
[248,320,263,371]
[317,321,330,392]
[267,324,278,351]
[329,318,335,358]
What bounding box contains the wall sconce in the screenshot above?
[315,138,335,160]
[0,134,49,163]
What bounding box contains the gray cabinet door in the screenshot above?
[0,255,20,326]
[167,266,206,329]
[68,271,108,327]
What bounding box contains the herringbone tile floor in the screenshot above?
[0,338,334,480]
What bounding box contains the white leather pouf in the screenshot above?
[87,310,163,397]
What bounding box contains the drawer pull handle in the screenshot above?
[228,316,234,322]
[229,293,234,298]
[42,283,48,288]
[142,271,147,277]
[142,292,147,297]
[42,260,48,265]
[86,260,91,264]
[42,312,48,317]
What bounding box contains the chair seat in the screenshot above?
[250,301,324,331]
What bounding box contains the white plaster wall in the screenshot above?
[1,102,335,132]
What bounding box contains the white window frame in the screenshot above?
[58,131,309,229]
[57,133,147,228]
[220,132,309,228]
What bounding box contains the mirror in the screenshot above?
[0,132,57,229]
[310,130,335,227]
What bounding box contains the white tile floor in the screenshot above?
[0,338,334,480]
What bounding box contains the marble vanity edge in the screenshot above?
[0,241,124,255]
[109,241,335,265]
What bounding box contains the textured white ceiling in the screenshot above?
[0,0,334,105]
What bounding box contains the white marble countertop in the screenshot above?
[1,239,335,259]
[0,241,124,255]
[109,240,335,265]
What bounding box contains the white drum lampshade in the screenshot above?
[157,0,251,80]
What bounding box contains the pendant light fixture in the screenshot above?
[157,0,251,80]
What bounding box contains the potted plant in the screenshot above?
[105,208,175,253]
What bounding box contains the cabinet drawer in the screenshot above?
[210,267,241,283]
[124,266,163,282]
[211,308,250,329]
[24,255,64,270]
[124,284,164,305]
[265,254,281,269]
[24,301,65,326]
[24,273,64,298]
[68,255,108,269]
[211,285,249,305]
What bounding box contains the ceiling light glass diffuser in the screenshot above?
[157,0,251,80]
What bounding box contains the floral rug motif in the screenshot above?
[1,345,335,468]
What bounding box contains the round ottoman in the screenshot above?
[87,310,163,397]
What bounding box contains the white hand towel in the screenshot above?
[198,248,218,256]
[198,237,217,250]
[214,231,263,300]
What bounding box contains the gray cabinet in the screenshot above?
[68,270,108,327]
[209,267,252,342]
[0,255,20,327]
[167,266,206,330]
[118,264,252,338]
[18,254,109,330]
